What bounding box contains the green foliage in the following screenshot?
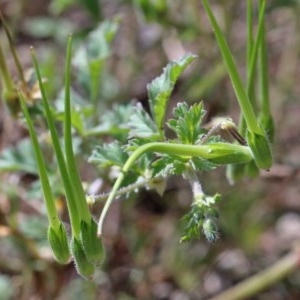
[12,0,274,282]
[147,54,196,137]
[0,138,38,174]
[73,18,119,104]
[133,0,168,22]
[128,103,159,139]
[89,141,129,168]
[180,194,221,243]
[167,102,205,144]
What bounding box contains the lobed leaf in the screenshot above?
[89,141,129,168]
[147,54,196,137]
[167,102,205,144]
[128,103,160,139]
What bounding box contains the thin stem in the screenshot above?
[31,48,81,238]
[92,177,154,202]
[64,35,91,224]
[246,0,256,112]
[97,142,253,235]
[202,0,260,134]
[0,9,25,84]
[246,0,253,69]
[258,0,269,115]
[209,246,300,300]
[0,43,14,92]
[247,0,266,104]
[19,90,60,230]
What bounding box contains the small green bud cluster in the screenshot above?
[48,222,70,264]
[180,195,221,243]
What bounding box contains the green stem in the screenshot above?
[247,0,266,104]
[19,91,60,230]
[258,0,269,116]
[0,43,14,92]
[0,9,25,84]
[97,142,253,235]
[209,247,300,300]
[202,0,260,134]
[31,48,81,238]
[246,0,256,112]
[246,0,253,70]
[64,35,91,224]
[240,0,266,134]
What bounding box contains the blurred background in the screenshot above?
[1,0,300,299]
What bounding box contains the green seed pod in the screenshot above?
[71,237,95,279]
[80,219,104,266]
[47,223,70,264]
[203,143,253,165]
[202,217,219,243]
[246,127,272,170]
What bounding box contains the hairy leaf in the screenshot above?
[0,138,38,174]
[167,102,205,144]
[128,103,160,139]
[147,54,196,136]
[89,141,128,167]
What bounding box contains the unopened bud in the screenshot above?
[202,217,219,243]
[47,223,70,264]
[71,237,95,279]
[80,219,104,266]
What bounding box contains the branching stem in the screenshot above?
[97,142,253,236]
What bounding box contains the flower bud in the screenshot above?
[246,127,272,170]
[202,217,219,243]
[71,237,95,279]
[47,223,70,264]
[80,219,104,266]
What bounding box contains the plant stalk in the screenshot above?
[97,142,253,236]
[64,35,91,224]
[209,246,300,300]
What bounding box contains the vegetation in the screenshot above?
[0,0,300,299]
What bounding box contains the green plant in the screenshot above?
[17,0,274,282]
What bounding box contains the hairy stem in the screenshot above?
[97,142,253,236]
